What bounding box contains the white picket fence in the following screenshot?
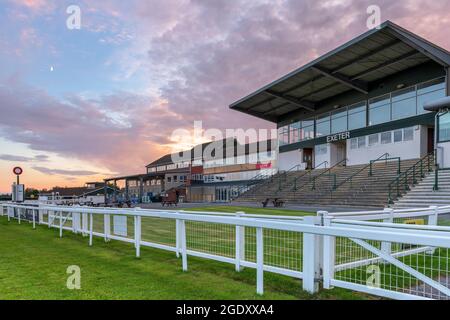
[1,203,450,300]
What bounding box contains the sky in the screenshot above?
[1,0,450,193]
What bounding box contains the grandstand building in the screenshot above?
[230,21,450,172]
[104,139,276,204]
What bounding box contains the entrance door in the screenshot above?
[303,148,313,170]
[428,128,435,154]
[335,141,347,166]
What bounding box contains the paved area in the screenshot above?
[137,201,383,213]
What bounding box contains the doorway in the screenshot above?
[303,148,313,170]
[335,141,347,166]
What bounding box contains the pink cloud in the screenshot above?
[2,0,450,188]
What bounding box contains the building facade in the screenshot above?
[105,139,277,204]
[230,21,450,171]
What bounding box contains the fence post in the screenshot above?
[59,211,63,238]
[18,207,21,224]
[256,227,264,295]
[319,211,335,290]
[427,206,439,255]
[302,216,320,294]
[73,212,80,234]
[381,208,394,256]
[180,219,188,271]
[428,206,439,226]
[89,213,93,246]
[104,214,111,242]
[7,206,11,222]
[32,209,36,229]
[135,215,141,258]
[38,206,43,225]
[82,213,88,236]
[235,212,246,272]
[176,218,181,258]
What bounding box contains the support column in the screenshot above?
[139,177,144,203]
[125,179,129,201]
[103,183,108,205]
[113,180,117,203]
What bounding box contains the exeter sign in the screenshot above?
[327,132,350,143]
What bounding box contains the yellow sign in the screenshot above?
[405,219,425,225]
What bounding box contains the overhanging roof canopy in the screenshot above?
[230,21,450,123]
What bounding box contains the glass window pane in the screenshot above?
[392,97,417,120]
[417,78,445,95]
[393,130,403,142]
[348,111,366,130]
[289,124,300,144]
[278,126,289,146]
[350,138,358,149]
[391,86,415,102]
[357,136,366,148]
[439,113,450,142]
[381,132,392,144]
[369,94,390,109]
[348,102,367,115]
[404,127,414,141]
[417,89,446,114]
[301,125,314,141]
[315,144,328,155]
[369,103,391,126]
[331,115,347,134]
[301,119,314,128]
[316,115,330,137]
[368,134,379,146]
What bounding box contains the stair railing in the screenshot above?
[277,164,306,191]
[290,161,328,190]
[332,153,390,192]
[387,152,435,204]
[369,156,401,176]
[433,165,450,191]
[233,170,274,199]
[309,159,347,191]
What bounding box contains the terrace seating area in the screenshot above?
[236,158,421,208]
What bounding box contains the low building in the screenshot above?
[105,139,277,204]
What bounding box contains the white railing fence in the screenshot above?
[1,203,450,300]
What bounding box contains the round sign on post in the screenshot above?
[13,167,23,175]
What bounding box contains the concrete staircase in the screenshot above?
[236,158,419,208]
[393,170,450,208]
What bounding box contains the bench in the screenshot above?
[162,201,178,207]
[262,198,285,208]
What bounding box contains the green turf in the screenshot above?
[0,217,370,300]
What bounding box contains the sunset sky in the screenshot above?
[1,0,450,193]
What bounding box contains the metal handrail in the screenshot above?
[388,152,435,203]
[296,158,346,192]
[290,161,328,191]
[369,156,401,176]
[434,165,450,191]
[334,153,390,191]
[233,168,275,199]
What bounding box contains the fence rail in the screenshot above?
[1,202,450,300]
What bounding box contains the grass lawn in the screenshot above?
[0,216,370,300]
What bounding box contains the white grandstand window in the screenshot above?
[393,129,403,143]
[315,144,328,155]
[368,133,379,146]
[404,127,414,141]
[357,136,366,148]
[350,138,358,149]
[381,132,392,144]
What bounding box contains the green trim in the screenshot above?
[279,113,435,153]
